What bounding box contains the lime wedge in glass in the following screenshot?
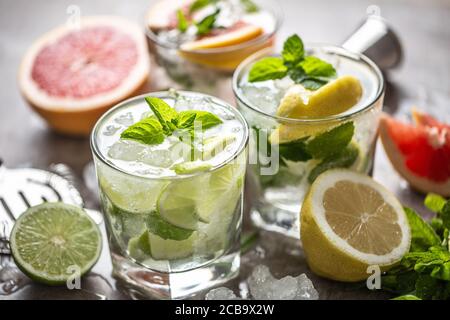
[128,230,152,261]
[147,232,196,261]
[10,202,102,285]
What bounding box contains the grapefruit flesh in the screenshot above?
[379,111,450,196]
[19,16,150,136]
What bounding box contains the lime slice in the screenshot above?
[147,232,196,261]
[156,178,202,230]
[202,134,236,160]
[10,202,102,285]
[172,160,212,175]
[196,160,245,223]
[128,230,152,261]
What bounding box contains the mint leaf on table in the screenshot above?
[248,57,288,82]
[278,137,312,162]
[241,0,259,13]
[307,144,358,183]
[196,8,220,36]
[305,122,355,159]
[424,193,447,213]
[403,246,450,281]
[441,200,450,229]
[145,97,178,134]
[146,211,193,241]
[404,207,441,252]
[120,116,165,145]
[177,9,189,32]
[391,294,422,300]
[177,110,222,130]
[282,34,304,66]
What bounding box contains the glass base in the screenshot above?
[250,202,300,239]
[111,251,240,300]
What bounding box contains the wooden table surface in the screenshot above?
[0,0,449,300]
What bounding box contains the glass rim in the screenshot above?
[232,44,385,124]
[90,90,249,181]
[145,0,283,54]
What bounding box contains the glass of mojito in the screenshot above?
[91,90,248,299]
[232,35,384,238]
[145,0,281,93]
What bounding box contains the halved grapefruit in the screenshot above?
[18,16,150,136]
[379,111,450,196]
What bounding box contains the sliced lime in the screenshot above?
[146,211,193,240]
[196,161,245,223]
[156,179,202,230]
[128,230,152,261]
[172,160,212,175]
[10,202,102,285]
[202,134,236,160]
[148,232,196,261]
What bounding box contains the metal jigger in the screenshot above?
[342,14,403,70]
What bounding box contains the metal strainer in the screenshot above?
[0,160,91,254]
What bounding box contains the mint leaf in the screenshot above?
[120,116,165,145]
[282,34,304,66]
[248,57,288,82]
[308,144,358,183]
[382,271,418,294]
[196,9,220,36]
[415,274,450,299]
[241,0,259,13]
[189,0,216,13]
[306,122,355,159]
[278,137,312,162]
[145,97,178,135]
[441,200,450,229]
[300,78,328,90]
[177,9,189,32]
[391,295,421,300]
[424,193,446,213]
[404,207,441,252]
[299,56,337,79]
[177,110,222,130]
[146,212,193,241]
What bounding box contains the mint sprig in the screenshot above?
[380,196,450,300]
[120,96,222,146]
[248,34,337,90]
[177,9,189,32]
[196,8,220,36]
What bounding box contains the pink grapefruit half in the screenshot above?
[379,111,450,196]
[18,16,150,136]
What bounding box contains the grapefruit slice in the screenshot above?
[179,23,268,71]
[18,16,150,136]
[379,111,450,196]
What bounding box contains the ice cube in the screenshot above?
[114,112,134,126]
[108,140,145,161]
[239,81,284,114]
[205,287,240,300]
[247,265,319,300]
[139,147,174,168]
[103,125,120,136]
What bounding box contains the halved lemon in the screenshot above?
[300,169,411,282]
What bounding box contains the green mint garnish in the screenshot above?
[278,137,312,163]
[282,34,304,66]
[177,110,222,130]
[196,8,220,36]
[120,116,165,145]
[189,0,217,13]
[307,144,358,183]
[305,122,354,159]
[145,97,178,135]
[248,57,288,82]
[146,211,193,241]
[177,9,189,32]
[241,0,259,13]
[380,196,450,300]
[249,34,337,90]
[120,96,223,147]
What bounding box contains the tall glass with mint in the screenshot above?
[91,90,248,299]
[233,35,384,238]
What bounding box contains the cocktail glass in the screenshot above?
[91,91,248,299]
[232,46,384,238]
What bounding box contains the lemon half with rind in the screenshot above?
[300,169,411,282]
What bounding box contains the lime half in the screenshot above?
[10,202,102,285]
